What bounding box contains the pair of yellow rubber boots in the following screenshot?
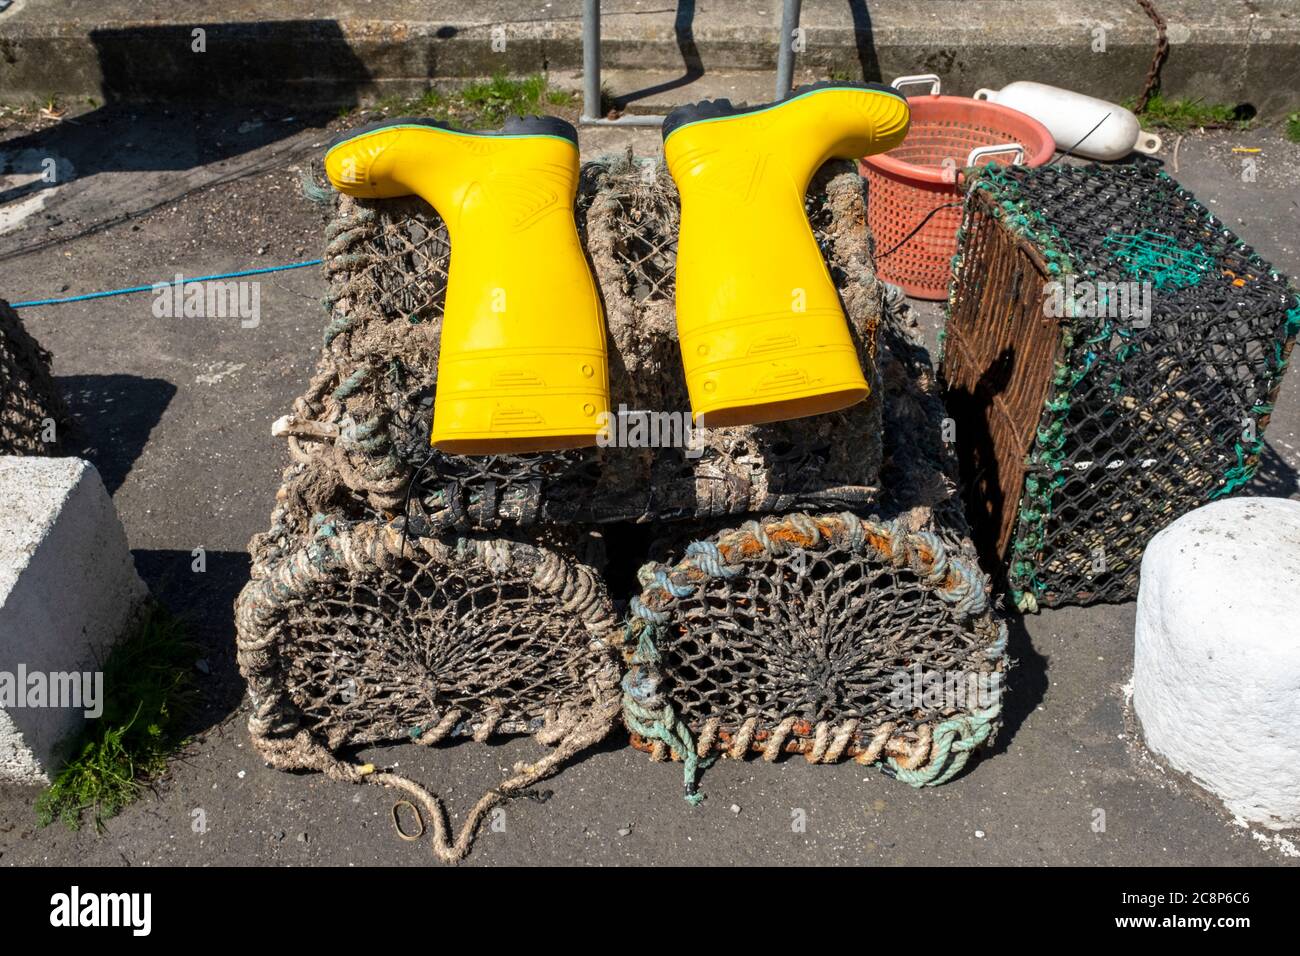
[324,83,910,455]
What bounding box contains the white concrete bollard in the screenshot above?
[0,456,148,783]
[1133,496,1300,829]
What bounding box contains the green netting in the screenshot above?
[1101,230,1214,289]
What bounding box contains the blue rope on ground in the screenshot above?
[9,259,324,308]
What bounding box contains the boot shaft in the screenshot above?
[664,83,909,428]
[325,118,609,455]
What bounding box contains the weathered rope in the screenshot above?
[370,691,621,864]
[270,161,887,532]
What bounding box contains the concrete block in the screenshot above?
[0,456,147,784]
[1133,496,1300,829]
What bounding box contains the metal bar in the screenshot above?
[581,115,667,127]
[580,0,665,126]
[582,0,602,122]
[775,0,802,99]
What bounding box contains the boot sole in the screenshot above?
[662,80,907,142]
[327,114,579,155]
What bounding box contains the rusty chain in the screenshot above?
[1134,0,1168,113]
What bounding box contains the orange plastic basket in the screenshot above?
[860,75,1056,300]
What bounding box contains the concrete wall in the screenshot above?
[1,0,1296,114]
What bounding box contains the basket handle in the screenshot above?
[890,74,941,96]
[966,143,1025,167]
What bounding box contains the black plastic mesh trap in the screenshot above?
[942,161,1299,610]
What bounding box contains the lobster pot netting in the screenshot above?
[236,514,621,862]
[622,289,1008,798]
[270,156,885,533]
[0,300,68,456]
[942,161,1299,610]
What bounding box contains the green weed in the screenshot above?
[35,604,199,832]
[372,73,575,128]
[1127,94,1250,131]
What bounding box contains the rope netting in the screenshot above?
[271,155,885,531]
[945,160,1299,609]
[236,517,620,863]
[0,299,68,456]
[620,287,1005,799]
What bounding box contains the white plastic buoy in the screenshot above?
[974,82,1162,160]
[1133,496,1300,829]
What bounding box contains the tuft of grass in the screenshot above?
[1285,112,1300,144]
[546,87,577,108]
[35,604,199,832]
[1126,93,1251,132]
[371,73,576,129]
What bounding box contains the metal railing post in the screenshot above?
[775,0,803,99]
[582,0,603,122]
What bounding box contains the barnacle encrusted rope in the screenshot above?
[622,511,1008,801]
[235,517,622,863]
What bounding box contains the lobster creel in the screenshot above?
[271,156,885,530]
[0,299,69,456]
[235,513,621,863]
[943,161,1299,609]
[622,511,1007,801]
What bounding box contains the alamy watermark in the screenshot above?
[0,665,103,718]
[1043,277,1152,328]
[152,273,261,328]
[597,404,704,459]
[889,664,1001,711]
[50,886,151,936]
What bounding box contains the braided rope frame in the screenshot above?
[622,511,1007,802]
[235,518,621,862]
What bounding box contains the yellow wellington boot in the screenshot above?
[663,82,910,427]
[323,116,608,455]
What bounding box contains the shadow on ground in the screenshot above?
[1245,439,1300,499]
[57,373,175,494]
[0,20,367,259]
[612,1,704,111]
[983,612,1047,762]
[131,548,251,731]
